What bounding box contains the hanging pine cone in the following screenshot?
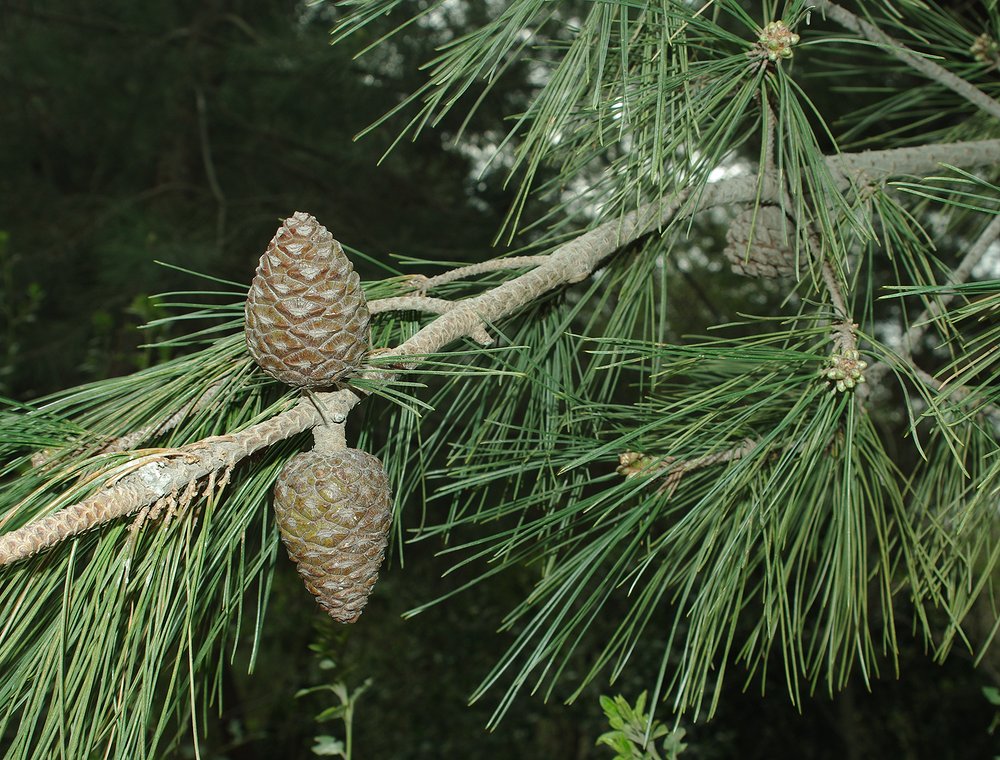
[245,212,370,387]
[272,448,392,623]
[723,205,797,279]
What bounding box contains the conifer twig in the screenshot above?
[408,255,551,292]
[901,213,1000,356]
[820,260,850,321]
[369,296,455,314]
[369,296,494,345]
[910,362,1000,422]
[101,379,228,454]
[617,440,760,497]
[864,214,1000,392]
[814,1,1000,121]
[3,139,1000,564]
[656,439,760,496]
[28,380,228,468]
[1,391,361,565]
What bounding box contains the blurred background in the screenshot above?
[1,1,996,757]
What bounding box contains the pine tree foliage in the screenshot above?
[2,1,1000,756]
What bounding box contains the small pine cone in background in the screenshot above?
[245,212,370,387]
[723,205,797,279]
[273,448,393,623]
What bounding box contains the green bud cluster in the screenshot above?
[824,349,868,392]
[754,20,800,62]
[970,33,999,64]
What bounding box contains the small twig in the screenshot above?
[369,296,454,315]
[788,181,857,365]
[618,440,760,497]
[409,255,551,293]
[103,379,227,454]
[865,214,1000,392]
[369,296,493,345]
[912,361,1000,421]
[762,93,777,179]
[818,257,863,384]
[814,1,1000,122]
[29,382,226,469]
[658,439,760,496]
[902,213,1000,356]
[861,343,1000,422]
[820,260,851,322]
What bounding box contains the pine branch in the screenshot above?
[821,260,851,321]
[0,392,359,564]
[369,296,455,314]
[617,439,761,497]
[829,140,1000,184]
[96,379,227,455]
[2,139,999,565]
[814,1,1000,121]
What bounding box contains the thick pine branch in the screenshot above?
[1,138,999,565]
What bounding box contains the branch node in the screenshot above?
[470,324,494,346]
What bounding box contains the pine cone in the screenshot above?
[245,212,370,387]
[273,448,392,622]
[723,206,797,279]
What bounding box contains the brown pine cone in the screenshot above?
[723,205,797,279]
[272,448,392,623]
[245,212,370,387]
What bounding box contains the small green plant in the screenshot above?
[297,678,372,759]
[985,685,1000,758]
[0,230,43,395]
[597,692,687,760]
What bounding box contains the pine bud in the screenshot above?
[245,212,370,387]
[273,448,392,622]
[824,348,868,393]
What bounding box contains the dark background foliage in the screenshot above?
[1,1,996,757]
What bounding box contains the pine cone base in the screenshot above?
[245,212,370,387]
[273,448,392,622]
